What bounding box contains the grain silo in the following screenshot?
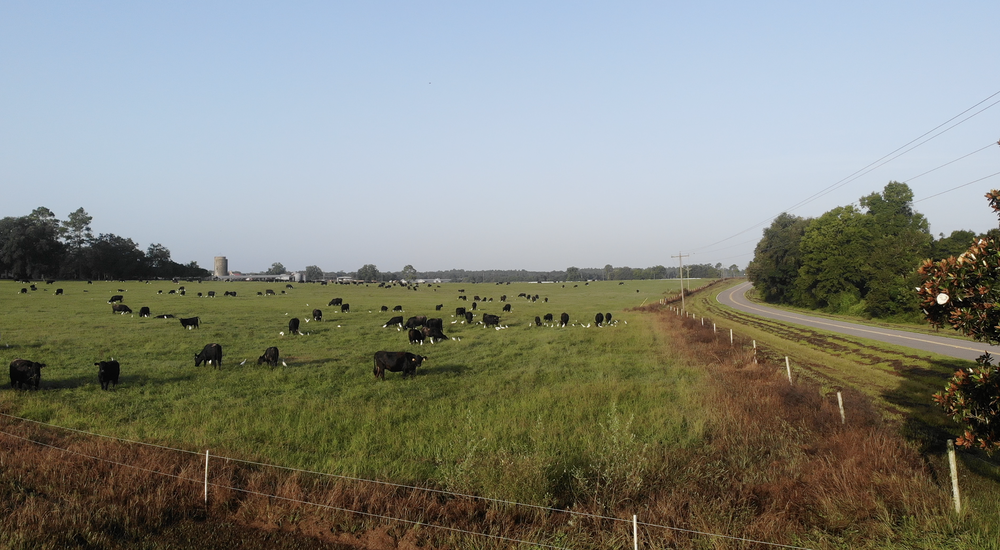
[214,256,229,278]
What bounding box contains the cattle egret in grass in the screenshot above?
[337,325,341,328]
[282,361,287,367]
[280,331,284,336]
[240,359,246,365]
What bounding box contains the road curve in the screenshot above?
[717,281,1000,362]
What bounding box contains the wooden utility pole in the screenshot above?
[672,252,690,311]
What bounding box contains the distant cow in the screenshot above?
[179,317,200,329]
[426,318,444,331]
[111,304,132,314]
[464,311,474,324]
[373,351,426,380]
[471,302,477,310]
[543,313,554,322]
[435,304,443,311]
[328,298,343,306]
[456,307,466,318]
[155,314,175,319]
[10,359,46,390]
[108,295,124,303]
[408,328,424,344]
[535,316,542,326]
[265,289,275,296]
[606,313,613,324]
[502,303,512,312]
[194,343,223,367]
[595,313,604,326]
[312,309,323,321]
[405,316,427,329]
[383,316,404,328]
[168,290,177,295]
[421,325,448,343]
[560,313,569,327]
[288,318,300,334]
[380,305,389,312]
[207,291,216,297]
[341,303,350,313]
[286,284,294,289]
[257,346,279,367]
[19,288,27,294]
[139,306,151,317]
[392,305,403,312]
[95,360,120,390]
[55,288,63,295]
[483,313,501,328]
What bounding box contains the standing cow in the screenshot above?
[257,346,280,367]
[312,309,323,322]
[95,360,120,390]
[194,343,223,367]
[373,351,426,380]
[560,313,570,327]
[288,317,300,335]
[10,359,46,390]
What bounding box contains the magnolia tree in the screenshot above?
[917,190,1000,454]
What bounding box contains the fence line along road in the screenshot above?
[717,282,1000,362]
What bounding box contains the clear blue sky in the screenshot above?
[3,2,999,274]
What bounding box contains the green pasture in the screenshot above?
[0,278,701,504]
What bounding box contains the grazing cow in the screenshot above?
[518,293,527,298]
[482,313,501,328]
[108,295,124,303]
[500,295,507,302]
[207,291,216,297]
[456,307,466,318]
[408,328,424,344]
[392,305,403,312]
[111,304,132,314]
[502,303,512,312]
[257,346,280,367]
[328,298,343,306]
[341,303,350,313]
[312,309,323,321]
[265,289,275,296]
[595,313,604,326]
[373,351,426,380]
[179,290,186,296]
[435,304,443,310]
[285,284,294,289]
[30,285,37,291]
[471,302,477,310]
[257,291,263,296]
[139,306,151,317]
[19,288,27,294]
[405,316,427,329]
[474,295,481,301]
[560,313,569,327]
[383,316,404,328]
[380,305,389,312]
[168,290,177,295]
[194,343,223,367]
[197,292,203,297]
[422,326,448,343]
[606,313,613,324]
[534,316,542,326]
[426,318,444,331]
[543,313,554,322]
[288,317,300,334]
[45,280,55,285]
[55,288,63,295]
[10,359,46,390]
[155,314,175,319]
[458,295,467,301]
[464,311,474,324]
[95,360,120,390]
[179,317,200,329]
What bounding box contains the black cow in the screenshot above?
[55,288,63,295]
[329,298,343,306]
[456,307,466,318]
[195,343,223,367]
[392,305,403,312]
[435,304,443,310]
[471,302,477,310]
[502,303,512,312]
[168,290,177,294]
[464,311,474,324]
[108,295,124,303]
[207,291,216,297]
[285,284,294,289]
[595,313,604,326]
[373,351,426,380]
[380,305,389,312]
[155,314,175,319]
[560,312,569,327]
[543,313,554,322]
[483,313,501,328]
[257,346,280,367]
[408,328,425,344]
[139,306,151,317]
[19,288,27,294]
[312,309,323,321]
[179,317,200,329]
[421,325,448,343]
[534,316,542,326]
[111,304,132,314]
[426,318,444,331]
[10,359,46,390]
[405,315,427,329]
[606,313,613,324]
[197,292,203,297]
[265,289,275,296]
[383,316,404,328]
[288,317,300,334]
[341,303,350,313]
[95,360,120,390]
[500,295,507,302]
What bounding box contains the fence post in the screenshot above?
[785,357,792,383]
[730,329,733,345]
[753,340,757,363]
[713,323,716,334]
[837,391,845,424]
[633,514,638,550]
[948,439,962,514]
[204,449,210,504]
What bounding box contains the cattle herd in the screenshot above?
[8,280,626,391]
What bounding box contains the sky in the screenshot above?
[3,2,999,274]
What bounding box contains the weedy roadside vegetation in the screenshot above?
[1,279,997,547]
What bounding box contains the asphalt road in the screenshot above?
[717,281,1000,362]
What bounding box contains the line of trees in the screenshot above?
[0,207,209,280]
[745,182,982,319]
[348,263,741,284]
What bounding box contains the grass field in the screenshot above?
[0,278,697,502]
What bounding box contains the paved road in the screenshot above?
[717,281,1000,362]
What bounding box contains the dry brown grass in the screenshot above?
[1,304,956,549]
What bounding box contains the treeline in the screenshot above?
[0,207,209,280]
[351,264,741,284]
[746,182,984,319]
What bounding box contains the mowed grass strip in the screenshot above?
[0,278,702,504]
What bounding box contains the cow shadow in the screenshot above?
[43,371,199,390]
[1,342,44,352]
[422,363,468,377]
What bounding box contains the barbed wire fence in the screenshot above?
[0,410,813,549]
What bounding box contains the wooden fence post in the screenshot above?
[633,514,638,550]
[948,439,962,514]
[837,391,845,424]
[785,357,792,383]
[204,450,210,504]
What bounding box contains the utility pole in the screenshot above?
[671,252,690,311]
